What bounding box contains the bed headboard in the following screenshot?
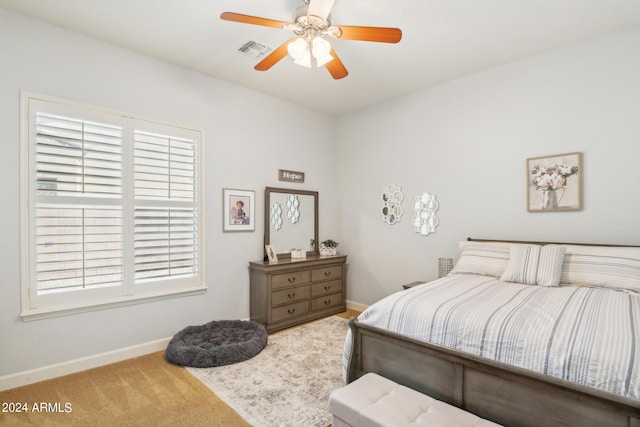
[467,237,639,248]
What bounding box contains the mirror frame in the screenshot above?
[264,187,319,259]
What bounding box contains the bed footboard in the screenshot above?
[347,318,640,427]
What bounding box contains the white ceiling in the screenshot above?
[2,0,640,115]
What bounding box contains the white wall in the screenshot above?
[336,26,640,305]
[0,9,338,379]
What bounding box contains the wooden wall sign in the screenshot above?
[278,169,305,183]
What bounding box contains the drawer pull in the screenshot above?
[324,271,332,277]
[287,308,296,315]
[288,277,296,284]
[324,299,331,305]
[287,292,295,299]
[324,285,331,291]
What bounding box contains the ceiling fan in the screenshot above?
[220,0,402,79]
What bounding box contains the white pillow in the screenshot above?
[500,245,541,285]
[560,245,640,292]
[500,245,566,287]
[537,245,567,287]
[450,241,512,278]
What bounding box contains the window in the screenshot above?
[20,93,204,320]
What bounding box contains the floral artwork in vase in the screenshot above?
[527,152,582,212]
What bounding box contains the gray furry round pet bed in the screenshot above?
[165,320,267,368]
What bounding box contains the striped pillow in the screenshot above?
[560,245,640,292]
[450,241,511,278]
[500,245,566,287]
[537,245,566,287]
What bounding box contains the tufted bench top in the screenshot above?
[329,373,501,427]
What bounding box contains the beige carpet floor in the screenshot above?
[0,351,249,427]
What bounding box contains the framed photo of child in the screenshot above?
[223,188,255,231]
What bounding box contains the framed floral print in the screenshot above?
[223,188,255,231]
[527,152,582,212]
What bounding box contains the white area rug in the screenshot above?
[188,316,349,427]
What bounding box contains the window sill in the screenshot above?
[21,285,207,322]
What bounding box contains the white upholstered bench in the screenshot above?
[329,373,501,427]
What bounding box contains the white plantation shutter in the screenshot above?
[33,110,125,296]
[133,125,199,285]
[35,113,123,198]
[134,130,196,201]
[21,94,204,319]
[36,204,123,294]
[134,207,198,282]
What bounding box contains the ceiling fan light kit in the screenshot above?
[287,35,334,68]
[220,0,402,80]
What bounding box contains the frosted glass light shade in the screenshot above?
[312,37,331,58]
[294,51,312,68]
[287,38,308,60]
[289,37,333,68]
[312,37,333,65]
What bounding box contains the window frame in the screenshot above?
[20,92,206,321]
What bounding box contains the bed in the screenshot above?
[344,238,640,427]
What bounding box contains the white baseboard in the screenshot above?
[0,337,172,392]
[346,300,368,313]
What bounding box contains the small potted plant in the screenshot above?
[319,239,339,256]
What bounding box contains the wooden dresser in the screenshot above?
[249,255,347,333]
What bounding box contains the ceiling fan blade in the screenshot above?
[325,48,348,80]
[220,12,289,29]
[307,0,335,20]
[254,38,296,71]
[334,25,402,43]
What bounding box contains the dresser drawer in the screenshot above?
[272,285,310,306]
[311,292,343,311]
[311,265,343,282]
[311,279,343,297]
[272,270,310,289]
[271,301,310,323]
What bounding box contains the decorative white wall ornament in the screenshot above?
[270,202,283,230]
[413,192,439,236]
[381,184,404,225]
[286,194,300,224]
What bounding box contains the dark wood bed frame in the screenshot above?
[346,238,640,427]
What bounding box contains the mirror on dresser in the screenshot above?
[264,187,319,258]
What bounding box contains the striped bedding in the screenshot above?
[343,274,640,400]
